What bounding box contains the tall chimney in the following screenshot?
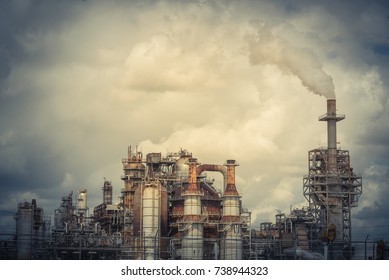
[224,160,239,195]
[187,158,199,192]
[319,99,345,174]
[182,157,203,259]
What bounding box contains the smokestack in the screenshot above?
[221,159,242,259]
[182,157,203,259]
[187,158,199,193]
[319,99,345,173]
[224,160,239,196]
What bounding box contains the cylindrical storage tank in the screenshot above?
[142,185,159,260]
[16,202,33,260]
[133,182,168,260]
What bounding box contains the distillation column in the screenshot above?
[102,179,113,205]
[181,158,204,260]
[76,189,88,225]
[132,180,168,260]
[221,160,242,260]
[121,146,145,245]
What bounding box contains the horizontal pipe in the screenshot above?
[196,164,227,191]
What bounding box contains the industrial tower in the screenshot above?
[303,99,362,259]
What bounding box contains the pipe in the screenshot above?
[196,164,227,191]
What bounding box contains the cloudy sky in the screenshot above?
[1,0,388,241]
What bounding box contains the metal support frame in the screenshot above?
[303,148,362,259]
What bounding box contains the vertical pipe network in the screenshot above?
[182,158,203,260]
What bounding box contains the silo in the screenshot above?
[134,181,168,259]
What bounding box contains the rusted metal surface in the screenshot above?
[224,160,239,196]
[187,158,199,193]
[196,164,227,190]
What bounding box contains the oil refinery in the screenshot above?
[2,98,384,260]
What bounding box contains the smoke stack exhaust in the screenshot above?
[187,158,199,192]
[319,99,345,174]
[224,160,239,196]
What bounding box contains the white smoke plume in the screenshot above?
[246,23,336,99]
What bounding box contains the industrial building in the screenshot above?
[303,99,362,259]
[2,98,376,260]
[47,148,251,260]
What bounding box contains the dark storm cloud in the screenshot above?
[0,0,80,58]
[359,123,389,148]
[357,201,389,221]
[0,0,166,219]
[0,0,88,213]
[0,52,11,80]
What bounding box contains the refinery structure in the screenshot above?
[1,99,371,260]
